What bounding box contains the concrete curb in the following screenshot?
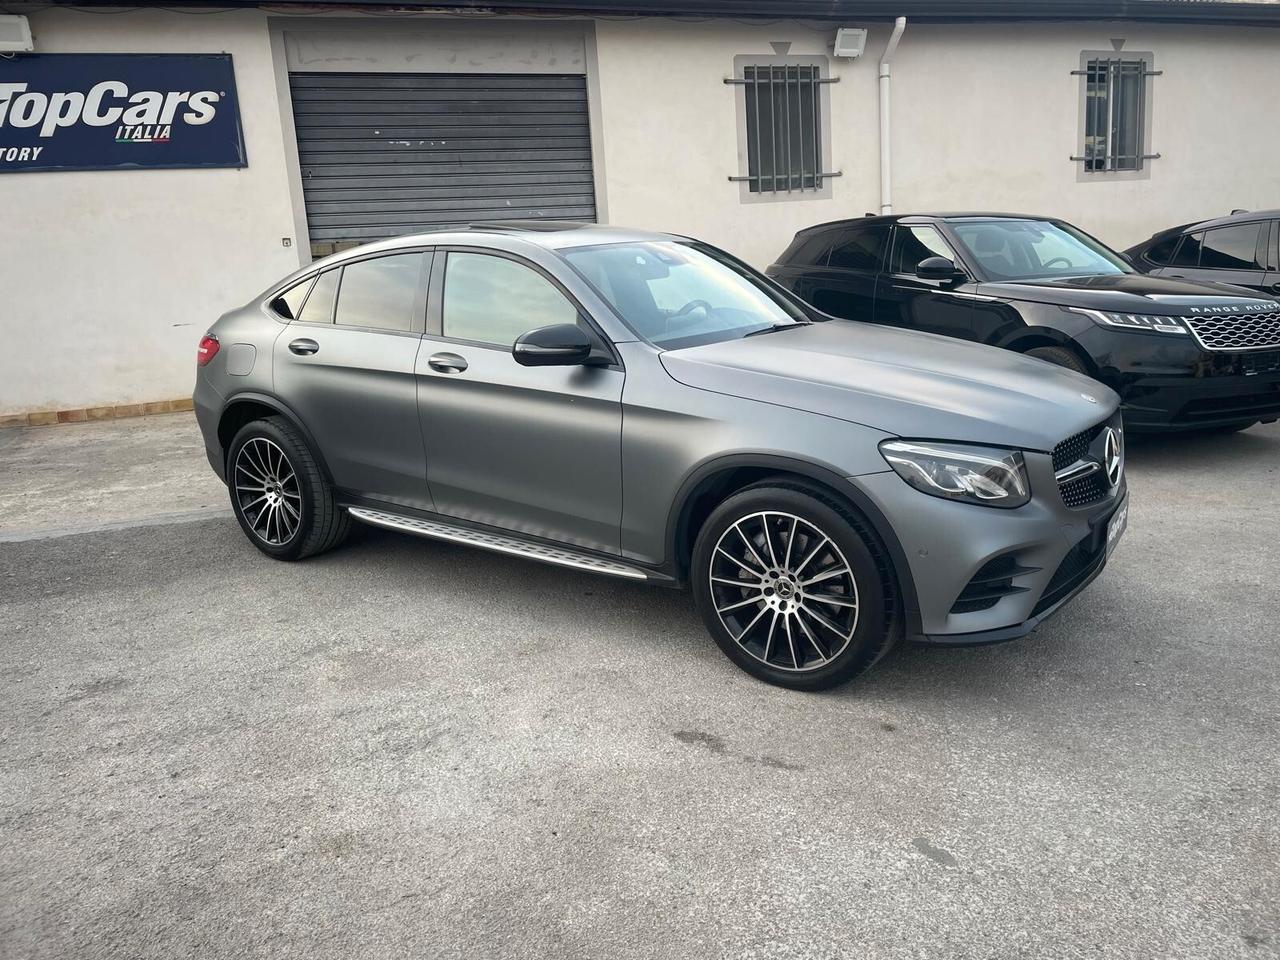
[0,398,195,429]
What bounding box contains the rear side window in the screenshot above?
[1198,223,1263,270]
[1143,234,1181,266]
[270,278,313,320]
[334,253,425,332]
[1171,233,1203,268]
[296,269,339,324]
[828,224,890,271]
[779,231,833,267]
[889,225,955,275]
[443,252,578,347]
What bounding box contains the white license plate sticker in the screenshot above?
[1106,498,1128,557]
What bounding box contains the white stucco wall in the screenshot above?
[0,8,297,415]
[3,10,1279,414]
[592,19,1280,266]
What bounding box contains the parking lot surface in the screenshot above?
[2,413,1278,959]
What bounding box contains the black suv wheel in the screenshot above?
[691,482,897,691]
[226,417,351,561]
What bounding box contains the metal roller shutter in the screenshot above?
[289,72,597,248]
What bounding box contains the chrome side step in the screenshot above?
[347,506,649,580]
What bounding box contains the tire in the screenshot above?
[1025,345,1089,375]
[226,417,351,561]
[691,481,898,692]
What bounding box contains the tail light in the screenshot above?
[197,334,220,367]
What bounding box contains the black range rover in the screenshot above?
[767,213,1280,433]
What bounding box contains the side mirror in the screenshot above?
[916,256,965,282]
[513,323,593,367]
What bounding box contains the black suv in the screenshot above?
[1124,209,1280,297]
[767,213,1280,433]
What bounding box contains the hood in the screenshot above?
[659,321,1117,452]
[978,273,1280,316]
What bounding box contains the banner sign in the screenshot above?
[0,53,246,173]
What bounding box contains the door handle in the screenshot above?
[288,338,319,356]
[427,352,468,374]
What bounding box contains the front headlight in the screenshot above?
[879,440,1030,509]
[1070,307,1190,335]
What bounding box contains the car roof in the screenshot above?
[1155,208,1280,238]
[793,212,1062,234]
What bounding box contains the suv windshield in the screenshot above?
[949,219,1131,282]
[561,240,806,349]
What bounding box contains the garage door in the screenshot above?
[289,72,597,252]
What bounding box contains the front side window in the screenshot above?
[442,252,578,347]
[730,57,835,199]
[949,220,1131,282]
[1078,53,1155,176]
[889,226,955,275]
[828,224,890,272]
[563,240,804,350]
[334,253,425,332]
[1198,224,1264,270]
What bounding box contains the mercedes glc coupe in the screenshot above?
[194,222,1128,691]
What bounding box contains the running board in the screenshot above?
[347,506,649,580]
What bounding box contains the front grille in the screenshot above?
[1059,471,1109,508]
[950,553,1037,615]
[1185,311,1280,352]
[1052,421,1110,509]
[1052,423,1103,473]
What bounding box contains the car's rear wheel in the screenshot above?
[1025,345,1089,375]
[691,482,897,691]
[226,417,350,561]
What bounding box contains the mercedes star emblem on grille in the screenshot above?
[1103,427,1123,487]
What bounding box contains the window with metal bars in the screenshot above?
[1075,53,1159,175]
[728,59,837,196]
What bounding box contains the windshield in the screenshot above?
[561,240,805,349]
[949,220,1132,282]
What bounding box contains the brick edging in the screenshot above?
[0,398,195,429]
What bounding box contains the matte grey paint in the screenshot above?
[195,225,1123,642]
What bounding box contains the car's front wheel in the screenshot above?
[226,417,351,561]
[691,482,897,691]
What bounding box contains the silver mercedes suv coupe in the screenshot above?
[194,222,1128,691]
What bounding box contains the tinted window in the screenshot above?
[829,224,890,271]
[443,252,578,347]
[1171,233,1203,268]
[270,278,314,320]
[780,231,833,267]
[1143,234,1181,266]
[1199,224,1263,270]
[297,269,339,325]
[889,226,954,275]
[333,253,424,332]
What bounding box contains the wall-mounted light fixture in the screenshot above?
[0,15,33,53]
[832,28,868,59]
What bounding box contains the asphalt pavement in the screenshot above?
[1,413,1278,959]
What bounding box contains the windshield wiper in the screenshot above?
[743,321,809,338]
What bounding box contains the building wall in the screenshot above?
[593,19,1280,266]
[3,9,1279,415]
[0,8,297,416]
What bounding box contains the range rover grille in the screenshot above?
[1184,311,1280,352]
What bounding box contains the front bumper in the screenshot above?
[1076,326,1280,431]
[853,450,1127,645]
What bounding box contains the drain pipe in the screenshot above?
[878,16,907,215]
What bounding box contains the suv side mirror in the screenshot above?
[916,256,965,282]
[513,323,593,367]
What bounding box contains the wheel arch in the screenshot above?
[217,393,334,483]
[665,454,922,636]
[999,327,1099,377]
